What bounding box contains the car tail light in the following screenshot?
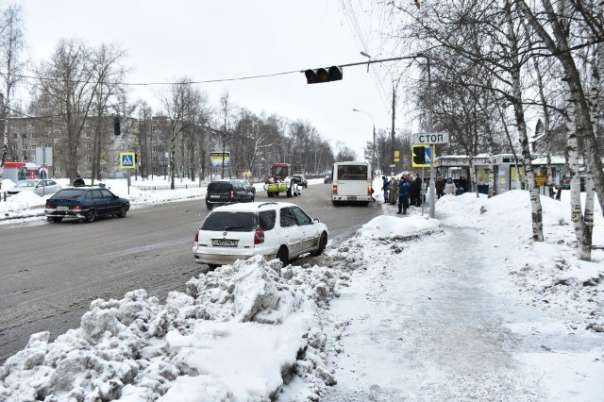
[70,205,81,212]
[254,226,264,245]
[45,200,51,208]
[332,185,337,195]
[230,190,235,200]
[368,185,374,195]
[194,231,199,244]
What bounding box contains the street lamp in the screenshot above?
[352,108,376,178]
[360,51,371,72]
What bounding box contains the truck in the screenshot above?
[264,163,300,198]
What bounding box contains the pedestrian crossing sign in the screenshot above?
[119,152,136,169]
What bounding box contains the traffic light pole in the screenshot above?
[425,57,436,219]
[429,144,435,218]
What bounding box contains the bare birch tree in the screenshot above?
[37,40,99,181]
[0,3,24,166]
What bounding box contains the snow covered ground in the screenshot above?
[2,188,602,401]
[318,192,603,401]
[0,177,325,222]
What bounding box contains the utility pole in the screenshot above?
[426,57,436,219]
[0,93,7,196]
[372,123,376,178]
[391,84,396,176]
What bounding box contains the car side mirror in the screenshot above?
[313,217,320,223]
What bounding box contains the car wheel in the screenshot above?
[312,232,328,256]
[332,200,339,207]
[117,206,128,218]
[47,217,62,223]
[207,264,219,269]
[85,210,96,223]
[277,246,289,267]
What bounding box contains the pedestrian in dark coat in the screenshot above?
[436,177,445,198]
[409,176,418,206]
[411,176,422,207]
[398,177,411,215]
[72,174,85,187]
[381,176,390,203]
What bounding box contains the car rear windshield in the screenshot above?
[337,165,368,180]
[51,189,86,200]
[202,212,257,232]
[208,182,233,193]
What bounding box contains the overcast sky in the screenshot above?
[16,0,415,158]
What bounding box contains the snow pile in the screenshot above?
[0,178,16,191]
[437,190,604,333]
[0,256,350,402]
[0,190,49,219]
[357,215,441,241]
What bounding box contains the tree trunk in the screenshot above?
[518,0,604,216]
[189,133,195,182]
[582,174,595,260]
[506,0,544,241]
[567,98,586,256]
[170,134,176,190]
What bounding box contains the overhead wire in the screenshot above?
[0,56,424,89]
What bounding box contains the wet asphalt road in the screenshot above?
[0,184,381,362]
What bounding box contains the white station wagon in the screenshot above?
[192,201,329,267]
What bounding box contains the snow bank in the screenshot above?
[0,190,49,219]
[437,190,604,333]
[1,177,326,222]
[0,178,16,191]
[0,256,349,401]
[358,215,441,240]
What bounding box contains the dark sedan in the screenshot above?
[45,187,130,223]
[205,180,255,210]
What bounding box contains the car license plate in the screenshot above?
[210,195,220,199]
[212,239,238,247]
[57,206,69,211]
[347,196,358,201]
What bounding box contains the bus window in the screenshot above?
[337,164,368,180]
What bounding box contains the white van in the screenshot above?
[331,161,373,206]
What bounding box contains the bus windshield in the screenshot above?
[337,165,368,180]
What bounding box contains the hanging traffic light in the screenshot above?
[304,66,343,84]
[113,116,121,136]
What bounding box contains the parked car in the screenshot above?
[8,179,62,197]
[192,201,329,267]
[35,179,62,196]
[206,180,255,210]
[45,187,130,223]
[292,174,308,188]
[324,174,332,184]
[232,180,256,196]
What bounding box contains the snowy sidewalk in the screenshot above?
[320,207,603,401]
